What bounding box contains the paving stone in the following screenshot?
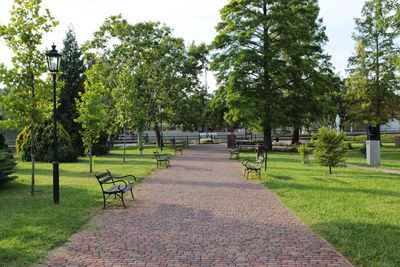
[42,144,352,266]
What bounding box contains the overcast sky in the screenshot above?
[0,0,365,91]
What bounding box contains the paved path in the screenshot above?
[44,144,352,266]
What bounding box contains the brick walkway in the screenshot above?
[43,144,352,266]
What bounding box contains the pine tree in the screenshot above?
[211,0,334,150]
[312,126,347,174]
[347,0,400,137]
[59,26,85,158]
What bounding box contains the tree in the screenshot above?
[312,126,347,174]
[75,65,110,173]
[0,0,58,195]
[347,0,400,138]
[85,16,209,150]
[212,0,334,150]
[278,0,336,144]
[59,26,85,159]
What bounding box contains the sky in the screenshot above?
[0,0,365,92]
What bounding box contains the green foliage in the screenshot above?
[59,26,86,157]
[0,149,16,187]
[0,0,58,195]
[0,0,58,129]
[85,16,209,149]
[346,0,400,128]
[297,143,310,164]
[211,0,334,149]
[91,133,110,156]
[0,132,7,150]
[312,126,347,174]
[75,65,111,172]
[16,123,77,163]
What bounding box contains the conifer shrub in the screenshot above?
[16,122,77,162]
[0,133,16,188]
[312,126,347,174]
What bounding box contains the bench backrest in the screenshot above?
[94,170,115,191]
[153,151,160,158]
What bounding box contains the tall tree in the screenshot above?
[0,0,58,195]
[278,0,336,144]
[347,0,400,138]
[59,26,85,159]
[85,16,208,149]
[212,0,333,150]
[75,65,110,173]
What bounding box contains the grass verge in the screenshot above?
[0,145,171,267]
[241,151,400,267]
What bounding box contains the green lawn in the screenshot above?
[0,145,171,267]
[241,151,400,267]
[346,145,400,170]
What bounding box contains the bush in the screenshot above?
[91,133,110,156]
[272,146,298,152]
[0,133,16,188]
[0,149,16,187]
[359,143,366,158]
[0,133,7,150]
[200,138,213,144]
[312,126,347,174]
[16,122,78,163]
[297,143,310,163]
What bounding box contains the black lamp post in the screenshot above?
[46,44,62,204]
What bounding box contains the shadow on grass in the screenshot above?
[265,181,400,197]
[312,221,400,267]
[0,183,104,266]
[269,174,293,181]
[313,178,349,184]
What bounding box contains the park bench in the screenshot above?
[94,170,136,209]
[153,151,171,168]
[229,146,241,159]
[170,143,183,155]
[242,158,264,179]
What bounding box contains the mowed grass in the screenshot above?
[0,145,171,267]
[241,151,400,267]
[346,144,400,170]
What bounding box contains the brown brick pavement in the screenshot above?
[43,144,353,267]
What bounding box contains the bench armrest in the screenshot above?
[113,174,137,182]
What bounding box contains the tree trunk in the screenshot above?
[137,130,144,155]
[154,124,161,148]
[263,120,273,151]
[89,144,93,173]
[329,166,332,174]
[291,127,300,145]
[30,125,35,196]
[123,127,126,163]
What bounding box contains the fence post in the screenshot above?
[198,134,201,144]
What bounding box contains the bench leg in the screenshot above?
[103,194,107,209]
[130,188,134,199]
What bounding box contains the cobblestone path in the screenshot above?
[43,144,352,266]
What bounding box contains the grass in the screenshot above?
[346,144,400,170]
[0,145,172,267]
[241,151,400,267]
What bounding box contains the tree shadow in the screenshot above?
[266,182,400,197]
[311,221,400,267]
